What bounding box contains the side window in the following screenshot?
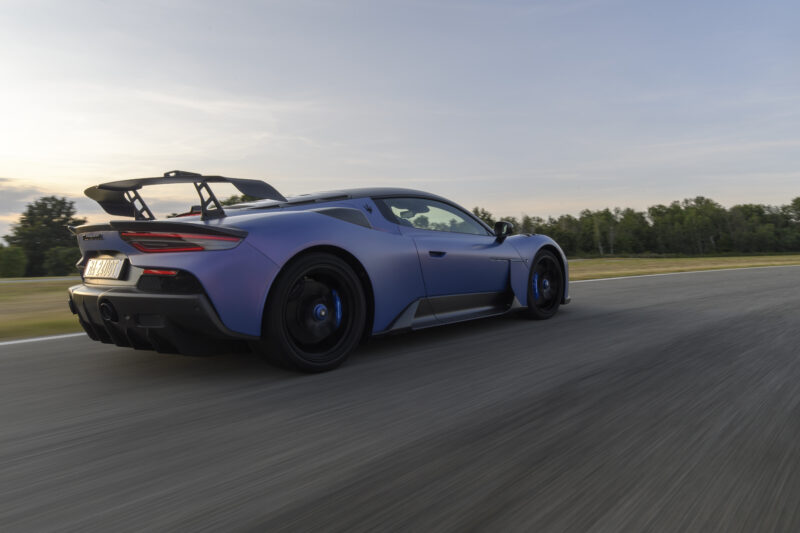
[376,198,489,236]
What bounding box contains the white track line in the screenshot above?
[572,263,800,283]
[0,333,86,347]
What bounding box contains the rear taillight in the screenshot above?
[120,232,242,253]
[142,269,178,276]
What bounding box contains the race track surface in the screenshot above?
[2,267,800,532]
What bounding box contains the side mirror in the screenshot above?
[494,221,514,242]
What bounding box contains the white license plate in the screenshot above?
[84,258,125,279]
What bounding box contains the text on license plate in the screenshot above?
[84,258,125,279]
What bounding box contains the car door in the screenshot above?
[374,197,520,319]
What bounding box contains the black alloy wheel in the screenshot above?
[256,252,366,372]
[525,249,563,320]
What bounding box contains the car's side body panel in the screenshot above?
[399,227,517,297]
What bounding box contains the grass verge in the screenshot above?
[568,255,800,280]
[0,279,83,341]
[2,255,800,341]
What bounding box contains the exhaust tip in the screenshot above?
[99,301,119,323]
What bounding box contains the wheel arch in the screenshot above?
[538,244,566,277]
[537,243,568,303]
[262,245,375,340]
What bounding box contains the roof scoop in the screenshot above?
[84,170,287,221]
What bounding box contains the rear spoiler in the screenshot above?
[84,170,287,221]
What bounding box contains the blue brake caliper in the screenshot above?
[332,290,342,328]
[533,272,539,301]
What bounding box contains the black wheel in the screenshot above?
[525,249,563,320]
[255,253,366,372]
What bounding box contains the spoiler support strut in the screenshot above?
[194,181,224,220]
[125,189,156,221]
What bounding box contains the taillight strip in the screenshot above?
[120,231,242,253]
[120,232,240,241]
[129,243,204,253]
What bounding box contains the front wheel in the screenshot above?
[254,253,366,372]
[525,249,563,320]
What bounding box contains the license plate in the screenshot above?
[84,258,125,279]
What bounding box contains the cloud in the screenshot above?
[0,182,54,214]
[1,0,797,226]
[132,89,317,116]
[0,79,325,187]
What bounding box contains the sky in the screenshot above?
[1,0,798,241]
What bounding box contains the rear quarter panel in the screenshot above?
[76,231,280,337]
[231,199,427,334]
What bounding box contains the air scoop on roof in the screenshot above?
[84,170,287,221]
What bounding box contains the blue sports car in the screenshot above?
[68,171,570,372]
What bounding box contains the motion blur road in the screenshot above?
[2,266,799,532]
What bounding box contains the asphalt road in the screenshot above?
[2,266,800,532]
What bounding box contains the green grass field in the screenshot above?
[2,255,800,341]
[568,255,800,280]
[0,278,83,340]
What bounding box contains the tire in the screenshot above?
[254,252,366,372]
[525,249,563,320]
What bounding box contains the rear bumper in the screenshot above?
[68,284,257,355]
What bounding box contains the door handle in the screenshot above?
[429,251,446,258]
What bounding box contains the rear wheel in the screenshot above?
[525,249,563,320]
[255,253,366,372]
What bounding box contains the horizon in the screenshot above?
[1,0,798,240]
[3,179,797,244]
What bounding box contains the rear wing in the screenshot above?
[84,170,287,221]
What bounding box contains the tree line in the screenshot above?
[2,194,799,277]
[473,196,800,256]
[1,197,86,277]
